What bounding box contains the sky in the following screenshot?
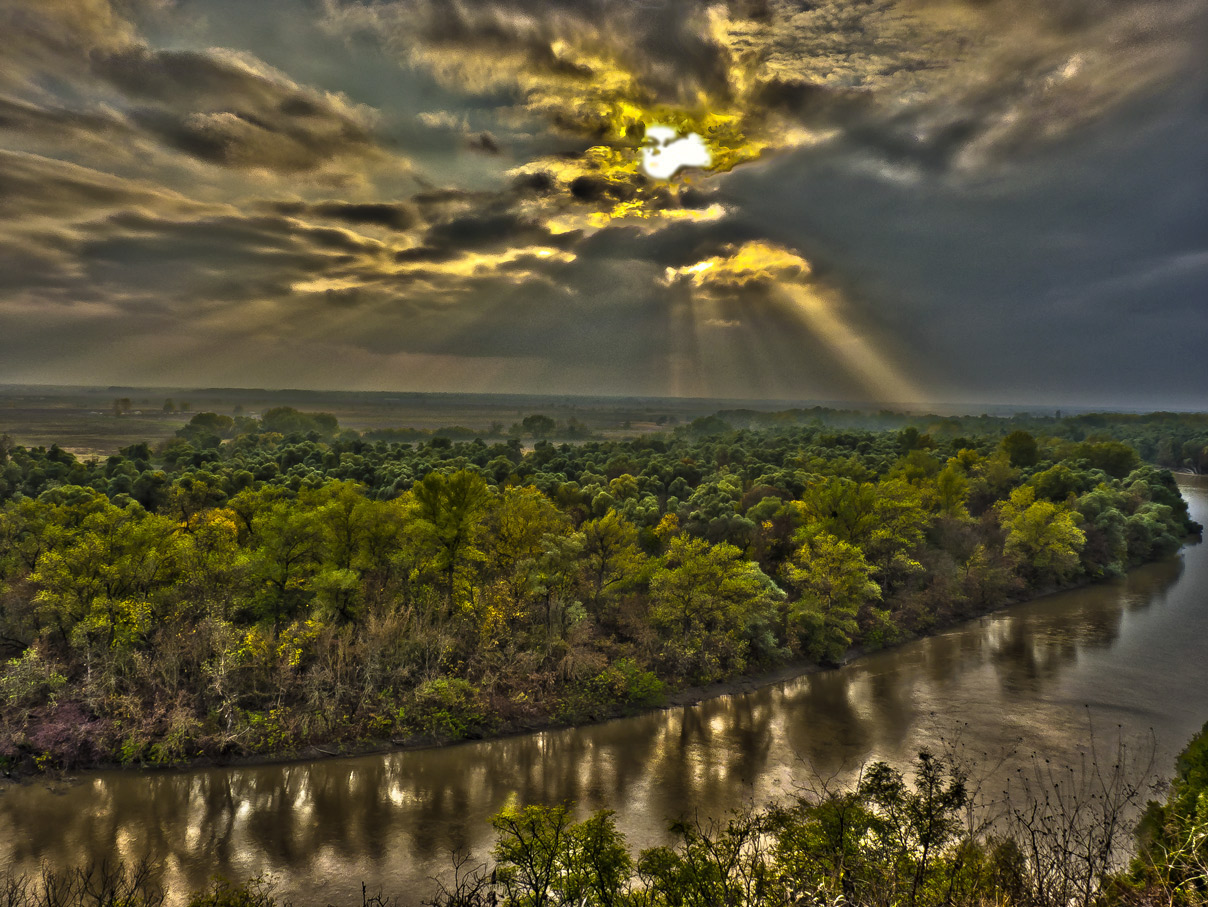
[1,0,1205,409]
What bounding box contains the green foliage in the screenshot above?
[186,876,280,907]
[6,724,1208,907]
[423,741,1201,907]
[518,414,557,439]
[594,658,664,708]
[0,646,67,715]
[1001,430,1040,467]
[557,658,666,722]
[786,531,881,664]
[492,804,633,907]
[648,535,783,683]
[1121,720,1208,905]
[1074,440,1142,479]
[997,486,1086,585]
[0,417,1194,771]
[410,469,492,608]
[259,407,339,437]
[405,677,489,741]
[578,510,644,607]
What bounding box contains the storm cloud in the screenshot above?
[0,0,1204,404]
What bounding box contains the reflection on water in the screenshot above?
[3,478,1206,907]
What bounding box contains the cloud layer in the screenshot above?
[0,0,1204,404]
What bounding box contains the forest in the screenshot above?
[0,408,1200,771]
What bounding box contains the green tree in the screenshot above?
[492,805,632,907]
[492,803,575,907]
[485,485,569,623]
[1121,720,1208,905]
[996,486,1086,584]
[786,531,881,663]
[176,507,251,620]
[244,495,323,623]
[933,462,970,519]
[30,496,180,650]
[578,510,644,609]
[648,536,782,682]
[1001,430,1040,468]
[859,752,969,907]
[259,407,339,437]
[410,469,492,609]
[637,809,767,907]
[794,477,879,546]
[1074,440,1141,479]
[865,478,929,590]
[519,414,558,439]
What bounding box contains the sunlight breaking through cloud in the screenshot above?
[664,241,926,403]
[0,0,1203,399]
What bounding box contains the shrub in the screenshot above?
[405,678,489,742]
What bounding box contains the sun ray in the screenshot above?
[664,240,927,404]
[776,283,925,405]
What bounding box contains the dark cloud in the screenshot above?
[394,246,459,264]
[719,79,1208,405]
[313,202,417,230]
[0,151,202,220]
[325,0,1207,179]
[0,96,130,144]
[0,0,1204,402]
[324,0,738,110]
[92,46,383,172]
[266,200,418,231]
[510,170,556,195]
[0,0,407,182]
[742,0,1207,171]
[466,131,500,154]
[424,212,545,249]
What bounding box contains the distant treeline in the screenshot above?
[168,407,598,444]
[709,407,1208,473]
[177,403,1208,471]
[0,411,1200,770]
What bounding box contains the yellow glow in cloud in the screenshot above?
[290,245,576,297]
[663,239,811,286]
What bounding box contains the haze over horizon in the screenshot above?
[2,0,1206,410]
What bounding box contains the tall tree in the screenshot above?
[411,469,492,609]
[997,486,1086,584]
[786,531,881,663]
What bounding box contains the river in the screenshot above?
[2,477,1206,905]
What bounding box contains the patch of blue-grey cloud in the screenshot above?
[720,77,1208,408]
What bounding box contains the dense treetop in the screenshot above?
[0,408,1199,770]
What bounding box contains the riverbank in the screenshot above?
[1,442,1199,781]
[5,540,1195,784]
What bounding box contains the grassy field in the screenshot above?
[0,393,189,457]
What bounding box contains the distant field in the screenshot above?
[0,396,189,457]
[0,385,784,457]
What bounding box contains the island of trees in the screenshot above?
[0,408,1200,771]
